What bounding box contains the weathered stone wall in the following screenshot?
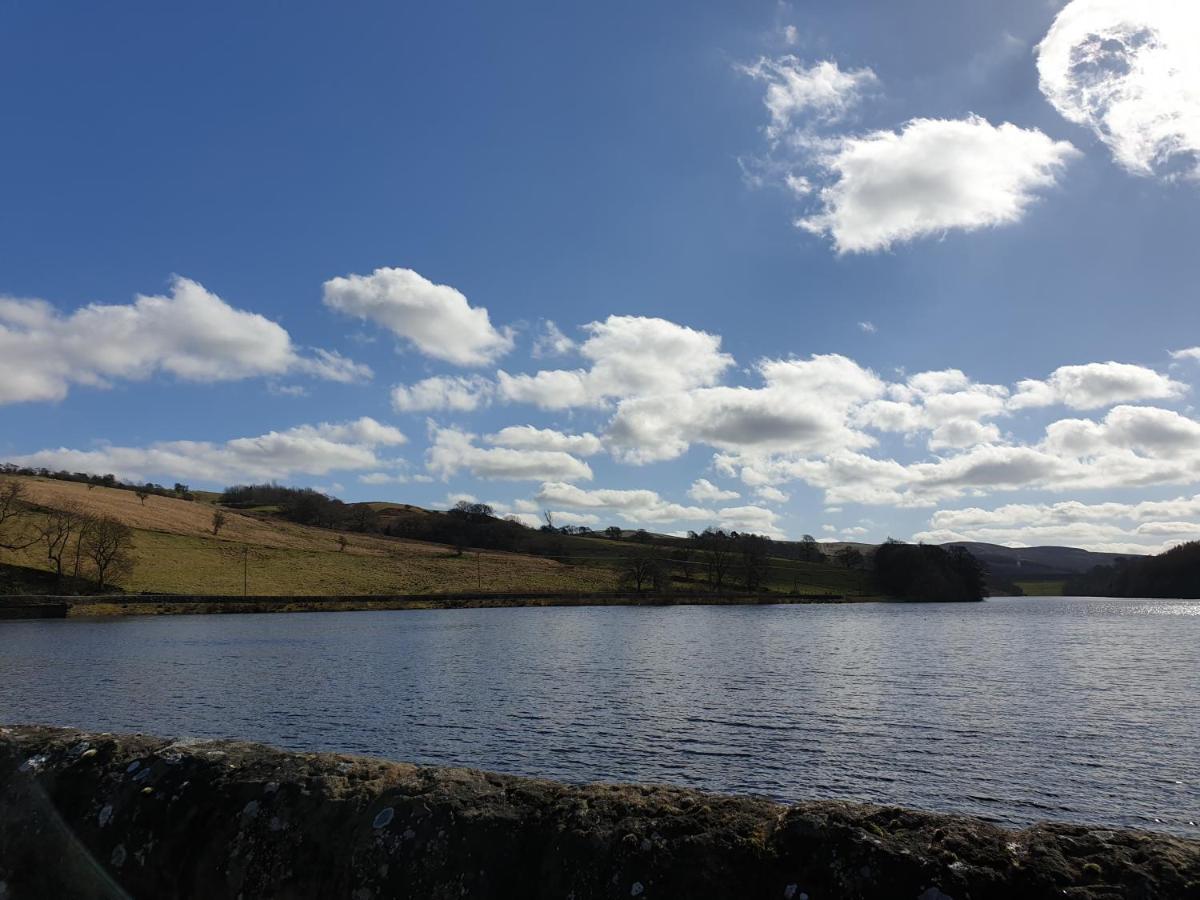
[0,726,1196,899]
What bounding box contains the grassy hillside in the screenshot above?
[1,475,879,598]
[2,477,617,595]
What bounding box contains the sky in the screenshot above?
[1,0,1199,554]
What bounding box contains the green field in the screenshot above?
[1014,580,1067,596]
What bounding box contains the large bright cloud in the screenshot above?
[1010,362,1187,410]
[1037,0,1200,181]
[497,315,733,409]
[0,278,369,405]
[607,354,883,463]
[426,427,592,482]
[799,116,1079,253]
[323,267,514,366]
[9,417,406,484]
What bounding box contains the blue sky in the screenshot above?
[2,0,1199,552]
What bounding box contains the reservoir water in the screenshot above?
[2,596,1197,836]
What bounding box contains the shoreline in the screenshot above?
[2,725,1196,899]
[0,590,887,619]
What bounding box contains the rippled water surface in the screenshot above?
[2,597,1197,835]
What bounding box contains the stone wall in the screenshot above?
[1,726,1196,899]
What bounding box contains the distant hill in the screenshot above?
[943,542,1138,583]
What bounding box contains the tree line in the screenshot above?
[0,464,193,502]
[1064,541,1200,599]
[0,480,136,591]
[872,540,987,602]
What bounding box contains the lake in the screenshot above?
[1,596,1197,836]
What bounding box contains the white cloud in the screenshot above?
[535,482,713,525]
[754,485,791,504]
[915,493,1200,554]
[741,57,879,138]
[0,277,368,404]
[1037,0,1200,180]
[531,320,576,358]
[726,401,1200,508]
[799,116,1079,253]
[716,504,784,538]
[485,426,603,456]
[322,267,514,366]
[498,315,733,409]
[858,321,877,333]
[687,478,741,503]
[1170,347,1200,362]
[855,368,1010,451]
[426,426,592,482]
[1009,362,1186,410]
[607,354,884,463]
[10,417,406,484]
[391,375,495,412]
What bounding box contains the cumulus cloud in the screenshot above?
[914,493,1200,554]
[323,267,514,366]
[1171,347,1200,362]
[497,315,733,409]
[608,354,884,463]
[484,426,603,456]
[741,57,879,138]
[1037,0,1200,180]
[1009,362,1186,410]
[687,478,740,503]
[391,375,495,412]
[0,278,369,405]
[426,427,592,482]
[9,417,406,484]
[855,368,1010,450]
[535,482,713,525]
[722,401,1200,508]
[799,116,1079,253]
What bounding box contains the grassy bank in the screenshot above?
[2,590,869,618]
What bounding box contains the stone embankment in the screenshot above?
[1,726,1196,899]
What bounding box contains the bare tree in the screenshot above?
[0,480,38,552]
[80,516,135,591]
[211,508,228,536]
[135,486,151,506]
[620,552,665,593]
[337,534,349,552]
[40,504,92,583]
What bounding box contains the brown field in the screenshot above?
[3,477,617,595]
